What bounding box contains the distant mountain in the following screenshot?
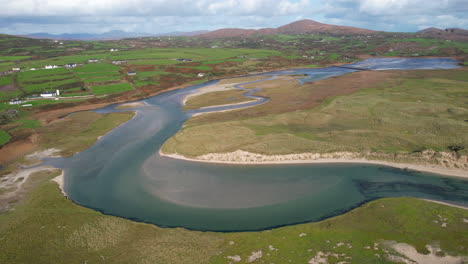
[24,30,152,40]
[157,30,210,37]
[197,19,376,38]
[417,27,446,34]
[22,30,210,40]
[417,27,468,41]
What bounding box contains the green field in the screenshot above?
[72,63,120,73]
[0,55,30,61]
[0,129,10,145]
[91,83,133,95]
[163,69,468,158]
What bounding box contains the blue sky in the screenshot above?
[0,0,467,34]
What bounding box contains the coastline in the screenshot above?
[159,150,468,179]
[52,170,67,197]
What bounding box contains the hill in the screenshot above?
[197,19,376,38]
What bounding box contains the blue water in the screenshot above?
[44,58,467,231]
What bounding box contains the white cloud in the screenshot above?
[0,0,312,17]
[0,0,466,34]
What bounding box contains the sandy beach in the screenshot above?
[160,150,468,179]
[52,171,66,197]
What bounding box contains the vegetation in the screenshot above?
[0,129,10,145]
[91,83,133,95]
[184,89,255,110]
[38,111,134,156]
[163,69,468,157]
[0,172,466,263]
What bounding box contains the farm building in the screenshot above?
[88,58,99,63]
[40,89,61,98]
[44,65,59,69]
[11,67,20,71]
[127,71,137,76]
[197,73,205,77]
[65,63,77,68]
[176,58,193,62]
[112,61,127,65]
[8,99,24,105]
[110,49,119,52]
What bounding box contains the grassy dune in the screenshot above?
[0,172,466,263]
[183,89,254,110]
[38,111,134,156]
[162,69,468,158]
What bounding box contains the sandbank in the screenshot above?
[160,150,468,179]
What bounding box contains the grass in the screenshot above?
[183,89,254,110]
[0,129,10,145]
[179,65,212,71]
[17,68,69,78]
[162,69,468,157]
[0,76,13,85]
[0,55,30,61]
[38,111,134,156]
[0,170,223,264]
[84,75,121,83]
[75,72,120,79]
[0,174,466,263]
[91,83,133,95]
[72,63,120,73]
[20,78,80,93]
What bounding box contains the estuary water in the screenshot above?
[45,58,468,231]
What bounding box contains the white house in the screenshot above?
[40,91,56,98]
[8,99,24,105]
[12,67,20,71]
[44,65,59,69]
[110,49,119,52]
[88,58,99,63]
[29,68,37,71]
[127,71,137,76]
[65,63,77,68]
[40,89,60,98]
[197,73,205,78]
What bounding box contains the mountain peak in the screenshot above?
[197,19,375,38]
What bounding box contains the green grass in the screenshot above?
[84,75,121,83]
[0,76,13,85]
[1,105,467,263]
[129,59,185,65]
[0,175,466,264]
[38,111,134,156]
[72,63,120,73]
[21,78,80,92]
[91,83,133,95]
[163,69,468,158]
[17,68,69,78]
[0,55,30,61]
[0,129,10,145]
[75,72,120,79]
[17,118,42,129]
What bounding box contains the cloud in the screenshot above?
[0,0,312,17]
[0,0,466,34]
[322,0,468,31]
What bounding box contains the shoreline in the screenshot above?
[52,170,67,197]
[159,151,468,179]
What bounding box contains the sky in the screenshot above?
[0,0,467,35]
